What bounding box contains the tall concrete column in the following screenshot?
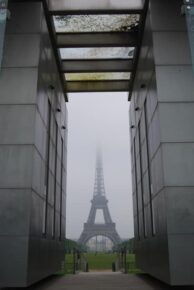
[151,0,194,285]
[0,2,67,287]
[130,0,194,285]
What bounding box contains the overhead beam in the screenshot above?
[61,59,134,73]
[57,32,138,48]
[66,80,130,92]
[48,0,144,14]
[128,0,149,101]
[50,9,143,15]
[42,0,68,102]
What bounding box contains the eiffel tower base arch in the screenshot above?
[79,223,121,246]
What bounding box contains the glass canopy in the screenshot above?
[54,14,139,33]
[60,47,135,60]
[47,0,145,96]
[65,72,131,81]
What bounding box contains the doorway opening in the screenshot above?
[66,92,134,243]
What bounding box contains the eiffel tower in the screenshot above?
[79,150,121,246]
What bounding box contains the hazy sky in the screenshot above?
[66,92,134,240]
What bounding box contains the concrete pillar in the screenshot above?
[0,2,67,287]
[130,0,194,285]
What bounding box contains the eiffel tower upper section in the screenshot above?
[87,149,113,225]
[93,149,106,197]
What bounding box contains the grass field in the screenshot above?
[58,253,142,275]
[125,254,142,274]
[65,254,74,264]
[126,253,135,263]
[84,253,117,270]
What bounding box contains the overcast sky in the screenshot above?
[66,92,134,240]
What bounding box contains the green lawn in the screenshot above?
[84,253,142,273]
[65,254,74,264]
[126,253,135,263]
[126,254,143,274]
[56,254,74,275]
[57,253,142,275]
[84,253,117,270]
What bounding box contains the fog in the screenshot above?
[66,92,134,240]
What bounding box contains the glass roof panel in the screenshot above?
[49,0,145,11]
[65,72,131,81]
[54,14,139,33]
[60,47,135,59]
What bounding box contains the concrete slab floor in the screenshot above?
[3,272,194,290]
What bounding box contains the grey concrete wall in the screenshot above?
[0,2,67,287]
[130,0,194,286]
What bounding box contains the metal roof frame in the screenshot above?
[56,32,138,48]
[61,59,134,73]
[41,0,148,101]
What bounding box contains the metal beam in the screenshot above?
[61,59,134,73]
[128,0,149,101]
[50,9,143,15]
[66,80,130,92]
[48,0,144,14]
[57,32,138,48]
[42,0,68,102]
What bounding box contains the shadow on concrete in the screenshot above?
[2,273,194,289]
[138,273,194,289]
[2,274,63,290]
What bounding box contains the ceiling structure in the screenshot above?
[43,0,148,101]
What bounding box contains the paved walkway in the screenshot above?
[25,272,194,290]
